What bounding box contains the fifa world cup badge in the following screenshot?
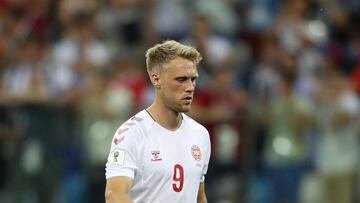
[109,148,125,166]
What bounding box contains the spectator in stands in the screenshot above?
[50,11,110,106]
[313,58,360,203]
[189,65,246,202]
[260,64,313,203]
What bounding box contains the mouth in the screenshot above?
[182,96,193,104]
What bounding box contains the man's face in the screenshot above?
[154,57,198,113]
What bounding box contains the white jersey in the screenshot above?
[105,110,211,203]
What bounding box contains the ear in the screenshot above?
[150,72,161,89]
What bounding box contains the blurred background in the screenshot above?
[0,0,359,203]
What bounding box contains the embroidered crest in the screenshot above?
[191,145,202,161]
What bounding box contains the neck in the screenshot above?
[146,96,182,131]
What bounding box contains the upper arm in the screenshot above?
[106,120,143,180]
[105,176,133,203]
[198,128,210,203]
[197,182,207,203]
[105,117,144,203]
[201,128,211,182]
[106,176,133,195]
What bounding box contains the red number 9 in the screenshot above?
[172,164,184,192]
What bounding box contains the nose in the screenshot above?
[185,80,195,93]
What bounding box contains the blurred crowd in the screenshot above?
[0,0,359,203]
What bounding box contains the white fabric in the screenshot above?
[153,0,189,35]
[182,36,232,70]
[105,110,211,203]
[53,38,110,67]
[3,65,33,96]
[315,91,360,174]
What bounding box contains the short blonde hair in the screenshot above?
[145,40,202,74]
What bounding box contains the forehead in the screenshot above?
[163,57,198,76]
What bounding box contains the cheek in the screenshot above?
[164,81,182,92]
[162,84,183,101]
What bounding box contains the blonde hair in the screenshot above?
[145,40,202,74]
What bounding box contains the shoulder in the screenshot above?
[183,114,211,153]
[183,113,209,137]
[112,110,151,145]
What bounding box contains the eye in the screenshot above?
[176,77,187,83]
[191,77,197,82]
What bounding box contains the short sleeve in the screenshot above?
[200,130,211,183]
[105,125,141,180]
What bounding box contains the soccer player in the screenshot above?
[105,40,211,203]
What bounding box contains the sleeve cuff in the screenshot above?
[105,167,135,180]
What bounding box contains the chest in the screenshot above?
[138,133,205,183]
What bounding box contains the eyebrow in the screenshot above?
[174,75,199,80]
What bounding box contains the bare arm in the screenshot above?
[105,176,134,203]
[197,183,208,203]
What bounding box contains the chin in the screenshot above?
[181,108,191,113]
[174,105,191,113]
[180,105,192,112]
